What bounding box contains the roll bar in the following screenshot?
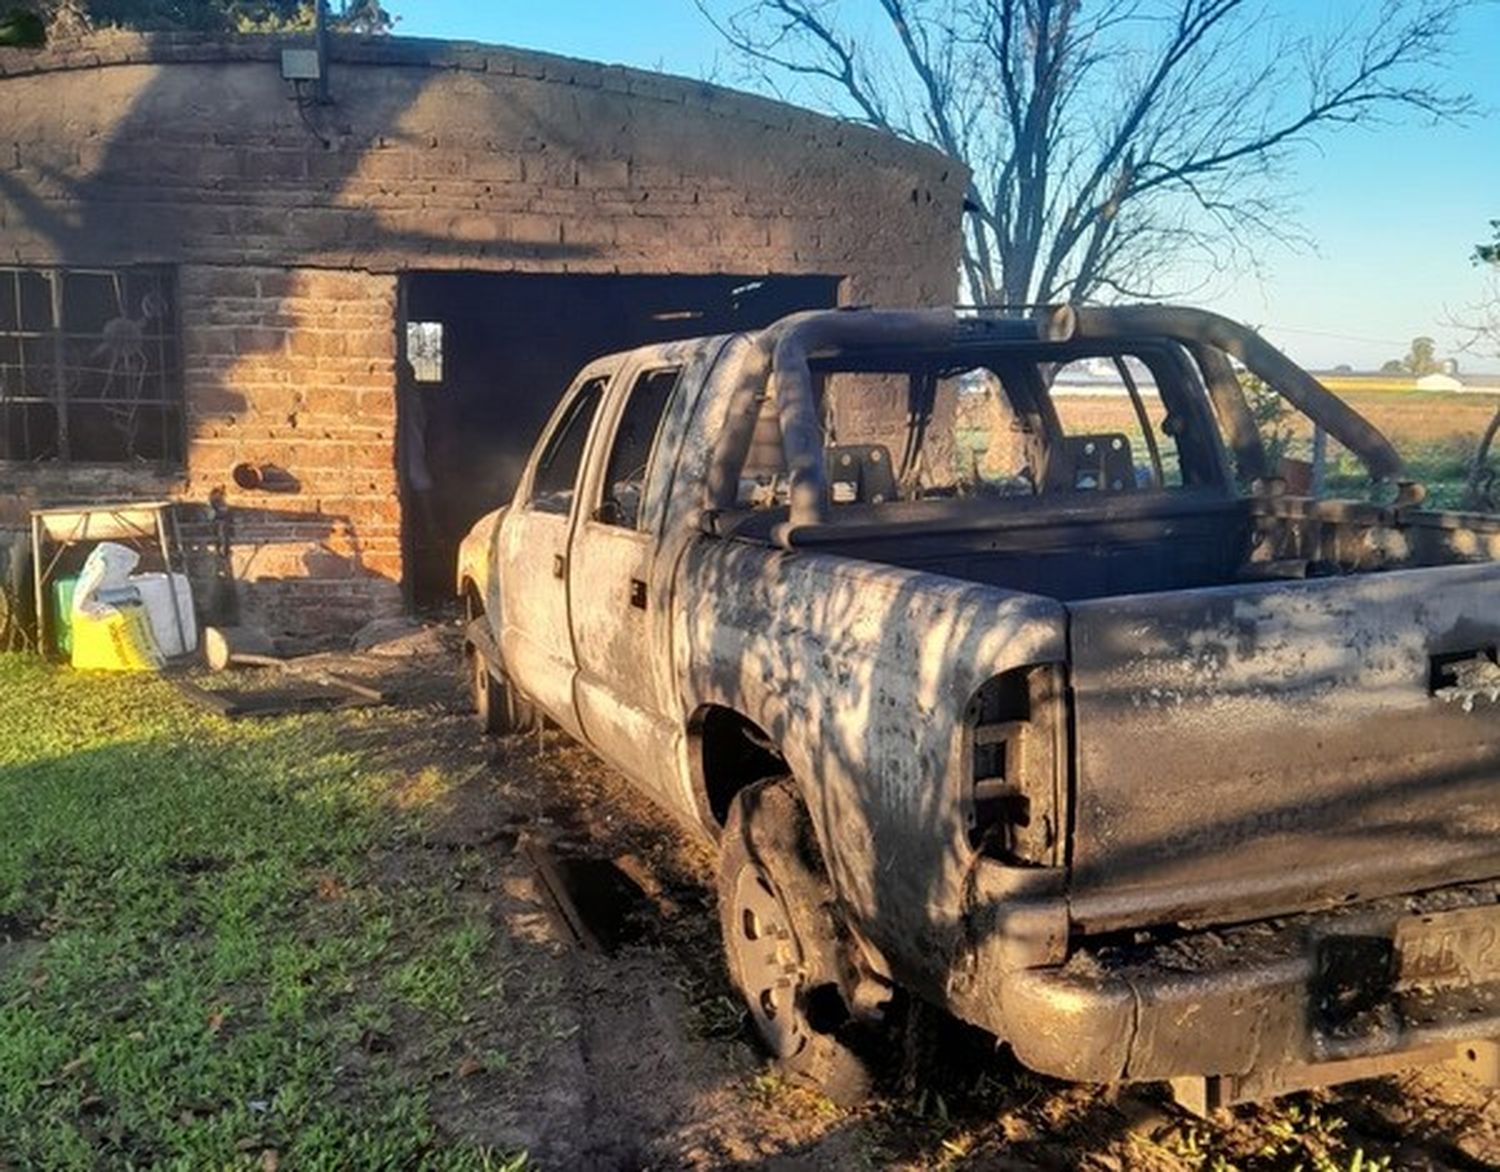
[704,304,1405,528]
[1067,306,1404,484]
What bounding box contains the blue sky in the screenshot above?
[386,1,1500,373]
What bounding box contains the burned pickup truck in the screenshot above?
[457,305,1500,1109]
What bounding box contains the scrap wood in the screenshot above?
[170,676,367,719]
[230,653,387,704]
[199,624,388,713]
[520,832,603,954]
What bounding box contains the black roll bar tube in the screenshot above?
[1067,306,1404,484]
[704,303,1403,534]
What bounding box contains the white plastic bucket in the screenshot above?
[130,572,197,658]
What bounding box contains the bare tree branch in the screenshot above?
[700,0,1475,305]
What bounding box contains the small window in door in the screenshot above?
[597,367,682,529]
[405,321,444,383]
[530,377,606,515]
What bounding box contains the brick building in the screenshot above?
[0,30,964,636]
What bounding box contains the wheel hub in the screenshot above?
[731,863,808,1059]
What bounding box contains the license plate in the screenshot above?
[1394,906,1500,986]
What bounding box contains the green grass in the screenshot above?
[1313,437,1476,508]
[0,656,526,1171]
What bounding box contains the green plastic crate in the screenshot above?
[50,575,78,656]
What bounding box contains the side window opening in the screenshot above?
[530,377,606,515]
[597,367,682,530]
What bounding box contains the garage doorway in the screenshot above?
[396,272,841,607]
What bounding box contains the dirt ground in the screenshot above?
[319,628,1500,1172]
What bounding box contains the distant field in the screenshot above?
[1034,385,1500,506]
[1318,376,1421,395]
[1321,376,1500,395]
[1318,389,1500,447]
[1051,387,1500,447]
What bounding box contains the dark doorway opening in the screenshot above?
[397,272,841,606]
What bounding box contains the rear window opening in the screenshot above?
[734,341,1220,513]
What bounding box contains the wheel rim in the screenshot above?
[730,861,809,1059]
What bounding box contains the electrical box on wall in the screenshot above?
[280,49,321,81]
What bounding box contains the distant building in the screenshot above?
[1416,373,1466,392]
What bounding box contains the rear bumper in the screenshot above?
[950,880,1500,1089]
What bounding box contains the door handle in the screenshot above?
[629,578,647,609]
[552,553,566,579]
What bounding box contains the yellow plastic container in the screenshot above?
[71,601,164,672]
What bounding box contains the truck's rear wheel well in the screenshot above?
[689,706,788,829]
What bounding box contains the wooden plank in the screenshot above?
[170,678,241,717]
[520,834,603,953]
[171,676,362,720]
[319,671,386,704]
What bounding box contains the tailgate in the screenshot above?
[1066,562,1500,932]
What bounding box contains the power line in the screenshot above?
[1259,322,1451,348]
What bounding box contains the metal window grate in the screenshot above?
[0,266,183,465]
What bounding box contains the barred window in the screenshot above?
[0,266,182,465]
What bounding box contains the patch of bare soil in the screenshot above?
[0,911,43,984]
[416,738,868,1168]
[351,626,1500,1171]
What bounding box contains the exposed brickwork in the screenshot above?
[0,31,963,298]
[0,31,967,634]
[178,265,402,631]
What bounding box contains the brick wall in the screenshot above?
[0,32,964,298]
[0,31,967,635]
[178,266,401,632]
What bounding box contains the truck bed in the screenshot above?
[715,491,1500,930]
[718,490,1500,599]
[725,489,1252,599]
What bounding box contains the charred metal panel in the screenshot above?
[676,539,1066,993]
[570,525,662,784]
[454,506,503,610]
[1068,563,1500,932]
[983,879,1500,1086]
[569,338,730,803]
[498,507,583,740]
[494,357,621,742]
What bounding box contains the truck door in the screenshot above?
[567,355,690,793]
[498,363,614,742]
